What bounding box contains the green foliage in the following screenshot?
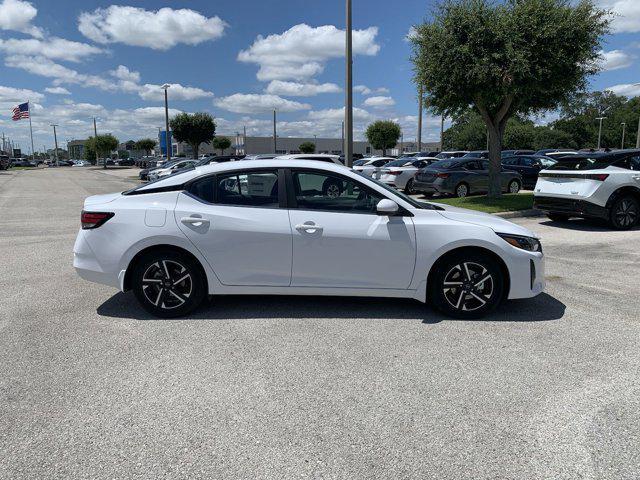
[94,134,118,156]
[135,138,156,155]
[213,136,232,154]
[84,137,96,163]
[170,112,216,159]
[298,141,316,153]
[117,150,130,159]
[365,120,401,154]
[411,0,609,195]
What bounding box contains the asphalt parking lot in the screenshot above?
[1,168,639,479]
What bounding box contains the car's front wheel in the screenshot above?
[132,250,206,318]
[404,179,415,194]
[609,195,639,230]
[507,179,521,194]
[429,251,505,319]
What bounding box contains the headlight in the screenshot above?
[496,233,542,253]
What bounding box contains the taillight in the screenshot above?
[436,172,450,179]
[81,211,114,230]
[586,174,609,181]
[388,170,402,175]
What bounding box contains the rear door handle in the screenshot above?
[295,223,323,234]
[181,216,210,227]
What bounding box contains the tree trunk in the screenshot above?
[487,124,504,197]
[192,143,199,160]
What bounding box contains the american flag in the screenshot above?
[12,102,30,121]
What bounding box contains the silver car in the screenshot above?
[353,157,395,177]
[377,158,437,193]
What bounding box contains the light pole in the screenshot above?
[50,124,59,167]
[634,83,640,149]
[621,122,627,149]
[596,117,606,150]
[344,0,353,168]
[161,84,171,162]
[273,109,277,154]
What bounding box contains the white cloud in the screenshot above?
[0,37,104,62]
[0,0,43,38]
[265,80,342,97]
[606,83,640,96]
[363,96,396,108]
[137,83,214,102]
[598,0,640,33]
[600,49,634,70]
[308,106,372,123]
[238,24,380,81]
[354,85,389,96]
[109,65,140,83]
[78,6,227,50]
[214,94,311,114]
[0,85,44,111]
[45,86,71,95]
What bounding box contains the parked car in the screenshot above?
[147,159,199,181]
[241,154,278,161]
[338,153,364,164]
[72,160,92,167]
[534,149,578,158]
[413,158,523,197]
[275,154,344,165]
[10,159,36,167]
[197,155,245,166]
[352,157,394,177]
[0,154,9,170]
[533,150,640,229]
[74,159,545,319]
[116,159,135,166]
[140,160,174,181]
[377,158,437,193]
[435,151,469,159]
[502,149,535,157]
[462,150,489,159]
[501,155,557,189]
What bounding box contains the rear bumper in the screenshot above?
[533,195,608,220]
[413,180,449,194]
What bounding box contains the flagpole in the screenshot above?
[27,100,35,161]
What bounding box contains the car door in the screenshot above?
[461,160,485,192]
[520,157,541,186]
[287,169,416,289]
[175,169,293,286]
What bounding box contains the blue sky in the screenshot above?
[0,0,639,152]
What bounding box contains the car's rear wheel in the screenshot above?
[546,213,570,222]
[322,179,343,198]
[404,179,415,194]
[508,179,521,194]
[609,195,639,230]
[132,250,206,318]
[429,251,504,319]
[455,183,469,198]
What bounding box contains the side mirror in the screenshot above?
[377,199,399,216]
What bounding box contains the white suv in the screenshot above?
[533,150,640,229]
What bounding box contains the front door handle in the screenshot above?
[295,223,323,234]
[181,216,210,227]
[632,175,640,181]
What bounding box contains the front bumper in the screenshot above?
[533,195,608,220]
[507,251,545,300]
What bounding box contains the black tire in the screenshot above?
[507,179,521,194]
[322,179,343,198]
[132,249,206,318]
[429,251,505,319]
[455,182,469,198]
[609,195,639,230]
[546,213,570,222]
[404,179,415,194]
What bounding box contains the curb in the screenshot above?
[495,209,543,219]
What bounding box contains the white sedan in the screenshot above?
[74,159,545,319]
[353,157,395,177]
[377,158,438,193]
[148,159,199,181]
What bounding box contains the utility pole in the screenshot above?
[273,109,277,153]
[621,122,627,149]
[596,117,606,150]
[161,84,171,163]
[637,116,640,149]
[93,116,100,167]
[341,121,345,154]
[243,125,247,155]
[417,86,423,152]
[344,0,354,168]
[50,124,59,167]
[440,116,445,151]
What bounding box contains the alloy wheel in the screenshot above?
[442,262,494,312]
[142,260,193,310]
[405,179,415,194]
[456,184,468,198]
[614,198,638,228]
[326,183,341,198]
[509,181,520,194]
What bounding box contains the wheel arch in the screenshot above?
[123,244,209,293]
[426,246,511,301]
[605,185,640,210]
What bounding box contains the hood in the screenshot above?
[84,192,121,207]
[430,203,538,238]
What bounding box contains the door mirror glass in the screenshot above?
[376,199,399,215]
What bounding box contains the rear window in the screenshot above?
[547,155,617,171]
[429,159,461,169]
[385,159,413,167]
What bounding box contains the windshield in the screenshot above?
[428,159,460,169]
[358,173,441,210]
[546,155,615,171]
[353,159,367,166]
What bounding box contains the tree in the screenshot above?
[136,138,156,155]
[299,141,316,153]
[170,112,216,159]
[213,136,232,155]
[94,134,119,169]
[411,0,609,196]
[84,137,96,164]
[365,120,401,155]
